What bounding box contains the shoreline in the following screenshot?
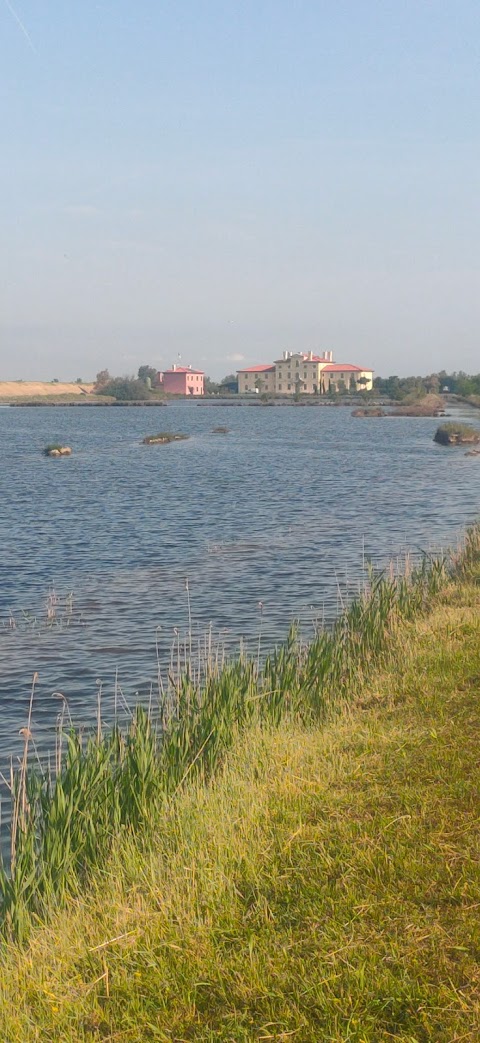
[0,527,479,1038]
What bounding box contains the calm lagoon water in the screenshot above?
[1,401,480,762]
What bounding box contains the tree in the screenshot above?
[98,377,151,401]
[138,365,157,385]
[455,374,476,397]
[337,379,347,395]
[95,369,111,389]
[254,376,265,394]
[424,374,440,394]
[204,376,221,394]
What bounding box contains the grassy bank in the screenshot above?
[0,539,479,1039]
[0,555,448,940]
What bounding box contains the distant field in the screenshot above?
[0,382,94,399]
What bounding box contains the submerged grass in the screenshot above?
[0,531,479,1039]
[0,542,455,941]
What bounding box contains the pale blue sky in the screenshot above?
[1,1,479,379]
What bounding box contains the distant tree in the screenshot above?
[52,378,59,384]
[138,365,157,385]
[204,376,221,394]
[454,373,476,397]
[95,369,111,389]
[424,374,440,394]
[221,373,236,385]
[337,379,347,395]
[98,377,150,401]
[254,375,265,394]
[357,376,369,390]
[75,377,83,384]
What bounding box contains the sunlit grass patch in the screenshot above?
[0,530,479,1040]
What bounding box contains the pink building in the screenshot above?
[157,365,205,396]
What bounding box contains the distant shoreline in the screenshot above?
[9,399,167,407]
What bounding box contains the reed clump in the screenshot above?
[142,432,189,445]
[0,544,458,940]
[434,421,480,445]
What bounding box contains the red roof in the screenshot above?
[237,364,276,373]
[323,363,372,373]
[162,366,204,375]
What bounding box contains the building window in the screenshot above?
[278,383,282,390]
[287,383,291,390]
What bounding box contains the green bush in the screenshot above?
[99,378,150,401]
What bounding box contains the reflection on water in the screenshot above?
[1,401,480,766]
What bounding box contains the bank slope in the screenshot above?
[0,576,479,1041]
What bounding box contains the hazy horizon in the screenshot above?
[1,2,479,381]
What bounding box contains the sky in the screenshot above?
[1,1,479,381]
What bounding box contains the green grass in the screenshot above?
[0,535,479,1039]
[0,552,450,942]
[0,544,479,1039]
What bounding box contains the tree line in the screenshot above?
[91,365,480,402]
[373,371,480,400]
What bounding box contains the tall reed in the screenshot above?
[0,541,457,941]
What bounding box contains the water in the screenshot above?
[1,401,480,764]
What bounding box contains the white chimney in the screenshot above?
[308,351,313,361]
[172,363,177,371]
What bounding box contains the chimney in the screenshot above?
[283,350,288,360]
[172,364,177,371]
[308,351,313,361]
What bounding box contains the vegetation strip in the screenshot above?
[0,540,456,941]
[0,532,479,1039]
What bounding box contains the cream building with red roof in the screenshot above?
[237,351,373,395]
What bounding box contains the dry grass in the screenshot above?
[0,382,95,400]
[0,565,479,1040]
